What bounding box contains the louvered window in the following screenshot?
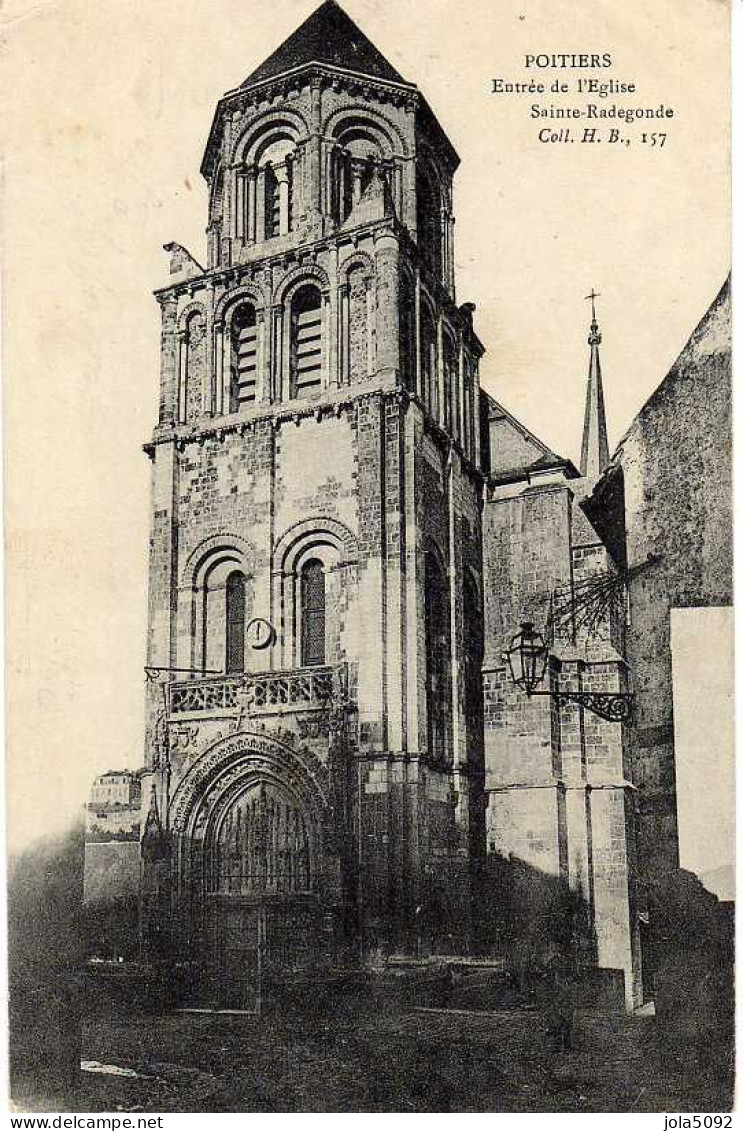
[230,305,258,410]
[300,559,326,667]
[291,285,323,397]
[225,571,246,674]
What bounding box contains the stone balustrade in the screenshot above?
[167,663,345,718]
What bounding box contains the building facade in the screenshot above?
[84,771,142,906]
[97,0,684,1009]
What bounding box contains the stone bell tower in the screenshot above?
[140,0,486,985]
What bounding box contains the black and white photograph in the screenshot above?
[2,0,734,1114]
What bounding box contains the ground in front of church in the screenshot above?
[70,997,733,1113]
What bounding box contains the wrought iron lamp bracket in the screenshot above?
[526,688,632,723]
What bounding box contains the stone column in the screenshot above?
[321,292,331,388]
[204,279,216,413]
[308,77,323,222]
[276,164,290,235]
[256,168,266,244]
[404,405,424,752]
[257,313,270,403]
[447,215,456,298]
[374,232,399,380]
[473,359,482,466]
[447,447,464,767]
[393,161,403,217]
[246,166,257,243]
[414,269,422,399]
[213,320,225,415]
[272,304,284,401]
[157,294,178,426]
[365,279,375,378]
[338,152,347,221]
[457,341,465,446]
[206,222,219,269]
[177,328,189,423]
[292,145,304,221]
[327,245,339,386]
[231,164,241,241]
[436,313,445,427]
[403,154,417,237]
[338,281,349,384]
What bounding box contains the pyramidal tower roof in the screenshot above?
[579,292,610,482]
[241,0,409,89]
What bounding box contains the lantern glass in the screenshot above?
[506,622,548,695]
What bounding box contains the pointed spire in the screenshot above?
[240,1,407,90]
[580,290,610,482]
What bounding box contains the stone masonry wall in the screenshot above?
[614,277,732,881]
[482,476,639,1005]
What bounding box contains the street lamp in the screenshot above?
[506,622,632,723]
[506,622,549,695]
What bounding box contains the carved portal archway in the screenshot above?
[171,728,331,901]
[170,729,337,999]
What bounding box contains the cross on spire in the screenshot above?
[585,288,600,325]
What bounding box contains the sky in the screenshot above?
[2,0,731,852]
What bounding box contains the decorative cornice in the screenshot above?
[152,217,399,304]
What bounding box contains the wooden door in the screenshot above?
[214,903,261,1010]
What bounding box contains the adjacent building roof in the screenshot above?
[241,0,408,89]
[482,392,578,483]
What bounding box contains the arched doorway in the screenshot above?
[205,779,318,1007]
[171,732,332,1009]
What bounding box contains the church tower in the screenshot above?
[141,0,485,990]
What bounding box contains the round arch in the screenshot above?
[339,249,375,286]
[273,516,358,574]
[273,264,331,307]
[214,282,269,326]
[177,300,207,333]
[323,105,407,158]
[232,108,309,166]
[181,532,256,592]
[171,729,332,896]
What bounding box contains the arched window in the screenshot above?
[198,553,250,674]
[330,120,396,225]
[425,552,452,762]
[230,304,258,411]
[300,559,326,667]
[225,570,246,673]
[291,284,323,397]
[258,139,294,240]
[180,310,206,424]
